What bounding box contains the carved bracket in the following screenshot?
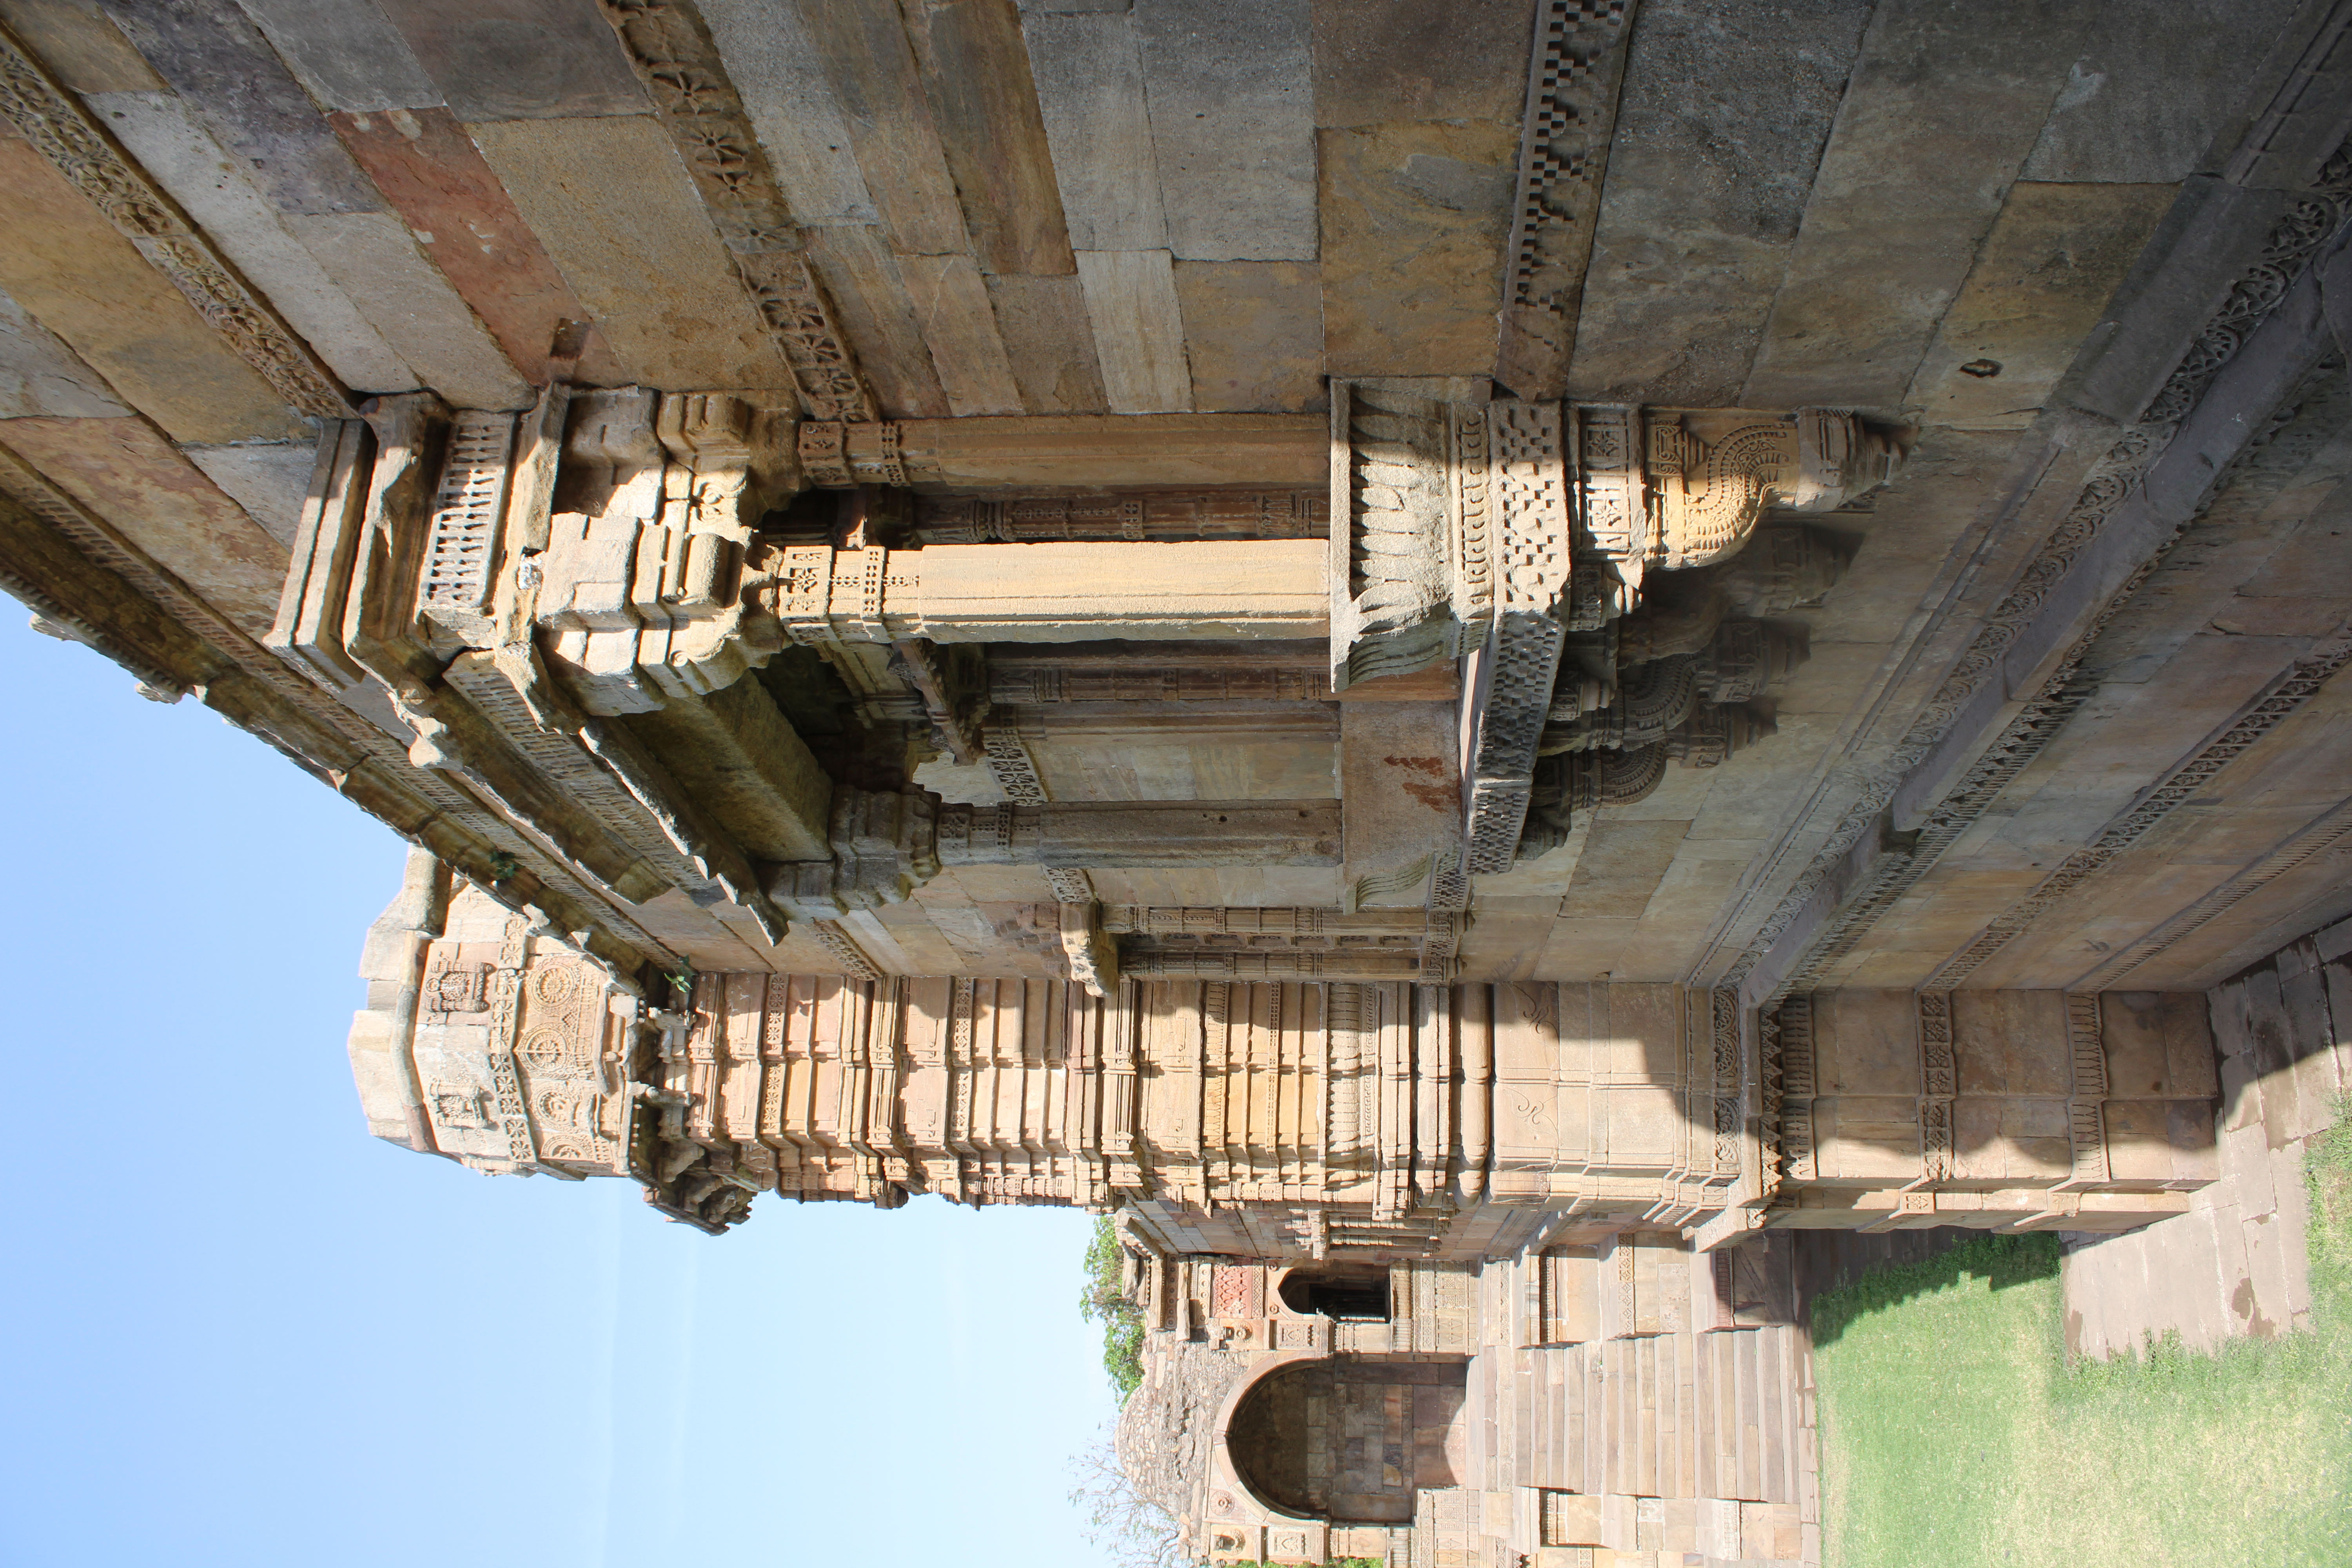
[524,389,801,715]
[768,785,942,922]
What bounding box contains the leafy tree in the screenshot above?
[1081,1214,1145,1398]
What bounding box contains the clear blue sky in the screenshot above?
[0,613,1119,1568]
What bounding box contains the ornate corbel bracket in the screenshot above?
[1459,399,1574,874]
[768,785,942,922]
[1647,408,1899,572]
[1060,901,1119,998]
[798,420,909,488]
[521,389,802,713]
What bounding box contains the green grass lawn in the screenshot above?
[1814,1116,2352,1568]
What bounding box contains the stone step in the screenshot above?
[1512,1327,1808,1506]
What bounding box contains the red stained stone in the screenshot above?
[330,106,626,386]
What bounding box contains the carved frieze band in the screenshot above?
[593,0,877,421]
[1709,988,1741,1174]
[1722,410,2206,997]
[1775,995,1815,1183]
[806,920,882,982]
[486,917,541,1169]
[2060,993,2109,1189]
[1915,991,1955,1185]
[2144,134,2352,423]
[1498,0,1636,397]
[1464,613,1566,875]
[1927,628,2352,989]
[0,22,349,417]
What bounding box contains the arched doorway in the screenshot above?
[1225,1356,1467,1524]
[1277,1263,1391,1321]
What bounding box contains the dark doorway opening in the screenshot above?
[1278,1264,1391,1321]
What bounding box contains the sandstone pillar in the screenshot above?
[770,539,1327,644]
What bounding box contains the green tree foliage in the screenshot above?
[1081,1215,1145,1399]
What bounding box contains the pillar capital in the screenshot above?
[1325,382,1897,880]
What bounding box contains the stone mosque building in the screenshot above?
[6,0,2352,1563]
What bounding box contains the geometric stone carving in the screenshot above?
[1459,401,1574,875]
[531,388,800,714]
[1496,0,1637,400]
[591,0,877,423]
[1327,379,1463,691]
[416,410,517,654]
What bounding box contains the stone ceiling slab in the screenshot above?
[0,281,128,418]
[1565,0,1871,406]
[0,134,306,443]
[1318,118,1516,377]
[1740,0,2100,415]
[1908,181,2176,429]
[1136,0,1316,263]
[373,0,650,122]
[469,114,784,392]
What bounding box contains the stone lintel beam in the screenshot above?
[915,488,1328,544]
[773,539,1326,645]
[990,662,1332,706]
[1120,948,1422,980]
[797,414,1326,490]
[992,639,1327,667]
[1099,905,1425,937]
[938,800,1341,868]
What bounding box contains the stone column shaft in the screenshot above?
[937,800,1340,867]
[774,539,1327,644]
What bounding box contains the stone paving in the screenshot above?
[2063,919,2352,1358]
